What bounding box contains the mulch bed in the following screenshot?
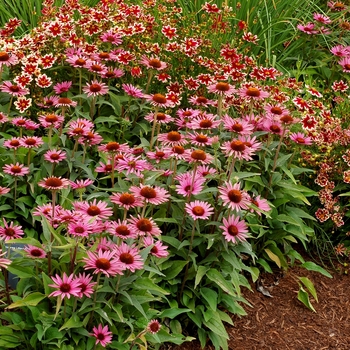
[161,258,350,350]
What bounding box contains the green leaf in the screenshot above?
[133,277,170,295]
[59,315,83,331]
[202,310,229,339]
[301,262,332,278]
[200,287,218,311]
[162,261,188,280]
[298,277,318,302]
[264,248,281,268]
[194,266,209,289]
[7,292,46,309]
[257,258,273,273]
[7,264,34,279]
[206,269,237,297]
[159,308,192,319]
[297,286,316,312]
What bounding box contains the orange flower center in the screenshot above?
[152,93,167,104]
[192,206,205,216]
[156,113,166,121]
[60,283,71,293]
[0,52,10,61]
[230,140,246,152]
[296,137,305,144]
[195,134,208,143]
[91,64,102,72]
[199,119,213,128]
[246,87,260,97]
[10,85,20,92]
[183,111,192,116]
[95,258,111,270]
[231,123,243,132]
[89,83,101,92]
[115,225,131,236]
[30,249,43,257]
[280,115,294,124]
[216,82,230,91]
[140,186,157,199]
[87,205,101,216]
[24,138,36,146]
[99,52,110,59]
[149,58,162,68]
[119,193,135,205]
[191,150,206,161]
[5,228,15,236]
[58,97,72,104]
[227,189,242,203]
[270,107,282,115]
[155,151,165,158]
[106,142,120,151]
[270,125,281,133]
[120,252,134,264]
[136,218,152,232]
[196,96,208,103]
[45,177,63,187]
[10,140,20,147]
[167,131,181,141]
[74,227,85,234]
[45,114,58,122]
[227,225,238,236]
[75,58,86,66]
[50,153,60,160]
[172,145,185,154]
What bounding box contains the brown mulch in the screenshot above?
[161,259,350,350]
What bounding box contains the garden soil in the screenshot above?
[161,258,350,350]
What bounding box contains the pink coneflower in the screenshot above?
[86,60,108,76]
[74,199,113,220]
[130,184,170,205]
[143,236,169,258]
[175,172,205,197]
[107,219,138,239]
[66,54,89,68]
[313,13,332,24]
[102,67,124,79]
[169,145,189,160]
[110,192,143,210]
[91,324,113,348]
[189,95,215,107]
[157,131,188,146]
[98,141,129,153]
[75,273,96,298]
[147,320,161,334]
[3,137,21,149]
[218,181,250,212]
[114,243,144,272]
[20,136,44,148]
[290,132,312,145]
[339,57,350,73]
[91,51,117,62]
[143,93,174,107]
[207,81,236,96]
[140,55,168,70]
[55,97,78,107]
[83,80,109,97]
[70,179,94,189]
[185,200,214,220]
[67,220,94,237]
[0,51,18,67]
[48,272,81,299]
[83,249,122,277]
[0,81,29,96]
[122,83,143,98]
[297,22,317,34]
[146,147,172,163]
[0,187,10,195]
[44,149,67,163]
[53,81,72,94]
[250,195,271,216]
[144,111,174,124]
[3,163,30,177]
[186,149,214,165]
[190,114,222,131]
[197,165,216,177]
[240,135,262,153]
[36,95,60,109]
[95,161,117,174]
[0,112,8,124]
[187,132,217,147]
[0,219,24,241]
[38,113,64,128]
[220,215,249,244]
[221,139,253,160]
[263,119,284,135]
[238,86,269,100]
[38,176,70,190]
[128,215,162,236]
[330,45,350,57]
[116,155,152,177]
[24,245,46,258]
[100,30,123,45]
[264,103,289,117]
[0,251,11,269]
[222,115,254,135]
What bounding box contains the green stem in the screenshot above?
[149,107,159,151]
